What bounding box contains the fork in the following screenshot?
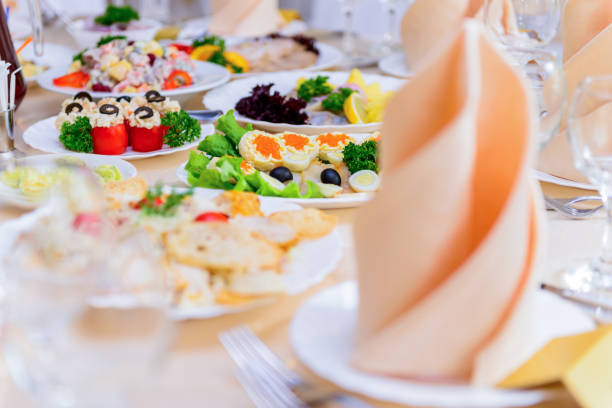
[544,195,603,219]
[219,325,374,408]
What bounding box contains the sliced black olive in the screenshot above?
[145,90,161,102]
[320,168,341,186]
[134,106,154,119]
[115,95,132,103]
[65,102,83,115]
[73,91,92,101]
[270,166,293,183]
[99,104,120,116]
[150,95,166,103]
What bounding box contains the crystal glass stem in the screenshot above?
[599,186,612,268]
[341,4,356,57]
[382,3,398,50]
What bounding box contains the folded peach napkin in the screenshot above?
[538,0,612,183]
[352,20,543,386]
[208,0,282,37]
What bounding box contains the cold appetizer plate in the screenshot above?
[290,281,594,408]
[0,153,136,209]
[175,111,380,209]
[15,42,76,83]
[0,185,343,320]
[203,70,404,135]
[23,92,215,160]
[378,52,413,78]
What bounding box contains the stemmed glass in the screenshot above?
[1,167,174,408]
[378,0,403,54]
[565,76,612,292]
[484,0,562,49]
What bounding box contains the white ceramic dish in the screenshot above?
[37,60,230,100]
[0,189,343,320]
[0,153,137,209]
[203,71,404,135]
[290,281,595,408]
[67,18,163,49]
[378,52,413,78]
[23,117,215,160]
[534,170,596,191]
[15,42,76,84]
[178,17,308,41]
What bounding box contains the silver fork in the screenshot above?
[220,325,374,408]
[544,195,603,218]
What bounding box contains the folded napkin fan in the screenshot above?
[352,20,544,386]
[208,0,282,37]
[539,0,612,183]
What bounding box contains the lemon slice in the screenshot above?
[344,92,368,124]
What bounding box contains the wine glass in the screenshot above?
[378,0,403,54]
[1,167,174,408]
[506,47,566,149]
[564,76,612,292]
[484,0,562,49]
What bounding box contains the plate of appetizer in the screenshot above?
[0,153,136,209]
[170,34,343,76]
[15,42,76,83]
[176,111,380,209]
[203,69,404,135]
[67,5,162,49]
[378,52,413,78]
[0,180,343,320]
[23,91,214,160]
[37,37,230,99]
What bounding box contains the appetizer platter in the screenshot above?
[0,179,342,320]
[378,52,413,78]
[67,5,162,49]
[23,91,214,160]
[171,34,342,76]
[0,153,136,209]
[15,42,76,83]
[203,69,404,134]
[37,37,230,98]
[176,110,379,209]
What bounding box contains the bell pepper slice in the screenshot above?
[170,43,194,54]
[53,71,90,88]
[163,70,193,90]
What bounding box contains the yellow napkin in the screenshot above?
[539,0,612,183]
[208,0,283,37]
[351,20,543,386]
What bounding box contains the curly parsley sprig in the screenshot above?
[161,110,201,148]
[94,5,139,26]
[59,117,93,153]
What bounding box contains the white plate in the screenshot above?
[534,170,596,191]
[14,42,76,83]
[290,281,595,408]
[0,189,343,320]
[378,52,413,78]
[178,17,308,40]
[0,153,137,209]
[203,71,405,135]
[67,18,163,49]
[37,60,230,99]
[23,116,215,160]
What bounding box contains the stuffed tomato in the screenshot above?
[91,104,128,155]
[128,106,165,152]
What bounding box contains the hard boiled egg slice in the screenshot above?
[349,170,380,193]
[283,152,312,172]
[316,182,343,198]
[319,150,344,164]
[260,172,287,191]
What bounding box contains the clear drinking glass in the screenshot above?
[1,167,174,408]
[378,0,402,54]
[565,76,612,292]
[484,0,562,49]
[506,47,566,148]
[337,0,361,58]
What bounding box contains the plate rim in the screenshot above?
[377,52,413,78]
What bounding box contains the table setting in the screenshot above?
[1,0,612,407]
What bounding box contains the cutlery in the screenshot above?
[540,283,612,323]
[544,195,603,219]
[220,325,374,408]
[186,109,223,122]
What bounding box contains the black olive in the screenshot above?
[115,95,132,103]
[150,95,166,103]
[145,90,161,102]
[270,166,293,183]
[320,168,341,186]
[99,104,120,116]
[64,102,83,115]
[73,91,92,101]
[134,106,154,119]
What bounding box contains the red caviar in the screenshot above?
[316,133,350,148]
[253,134,282,160]
[282,133,310,150]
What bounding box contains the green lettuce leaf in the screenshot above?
[185,151,211,179]
[197,133,238,157]
[216,109,253,147]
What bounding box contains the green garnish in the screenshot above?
[192,35,226,49]
[343,140,378,174]
[297,76,333,102]
[322,87,354,114]
[94,5,139,26]
[161,110,201,148]
[59,117,93,153]
[72,49,87,65]
[197,110,252,157]
[139,184,193,217]
[96,35,127,47]
[191,35,243,73]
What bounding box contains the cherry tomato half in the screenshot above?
[169,43,194,54]
[194,212,229,223]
